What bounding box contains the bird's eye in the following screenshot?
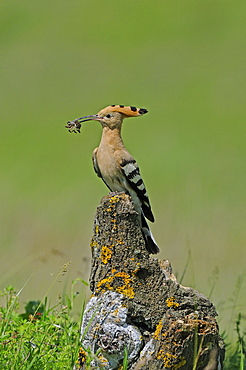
[106,114,111,118]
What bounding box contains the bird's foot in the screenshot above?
[108,191,125,197]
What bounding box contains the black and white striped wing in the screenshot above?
[120,159,154,222]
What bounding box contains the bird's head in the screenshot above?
[65,105,148,133]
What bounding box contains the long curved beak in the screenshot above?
[76,114,103,123]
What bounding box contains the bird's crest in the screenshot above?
[97,105,148,117]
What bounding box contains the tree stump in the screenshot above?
[78,193,225,369]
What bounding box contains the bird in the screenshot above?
[66,105,159,254]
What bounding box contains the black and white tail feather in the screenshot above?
[120,159,159,254]
[141,214,159,255]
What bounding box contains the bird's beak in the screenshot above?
[65,115,103,133]
[76,114,103,123]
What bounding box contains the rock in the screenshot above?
[77,193,225,369]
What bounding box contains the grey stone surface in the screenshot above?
[81,291,142,369]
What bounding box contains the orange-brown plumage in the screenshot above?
[66,105,159,254]
[97,105,148,118]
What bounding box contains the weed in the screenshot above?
[223,313,246,370]
[0,269,86,370]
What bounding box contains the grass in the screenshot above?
[223,313,246,370]
[0,268,88,370]
[0,266,245,369]
[1,1,245,306]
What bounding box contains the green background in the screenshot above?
[1,0,245,338]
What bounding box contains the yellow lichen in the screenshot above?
[95,225,99,233]
[153,319,163,340]
[90,239,98,249]
[77,347,87,365]
[109,195,120,203]
[112,308,119,316]
[97,276,114,290]
[114,271,134,298]
[166,296,179,308]
[101,246,113,264]
[132,267,140,275]
[97,354,108,364]
[96,270,134,298]
[157,350,177,367]
[173,358,187,369]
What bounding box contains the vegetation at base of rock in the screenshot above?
[0,283,245,369]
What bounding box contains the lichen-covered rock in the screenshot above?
[81,291,142,369]
[77,193,225,369]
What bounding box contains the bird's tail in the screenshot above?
[141,214,160,254]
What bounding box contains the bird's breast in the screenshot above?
[96,147,123,191]
[96,146,142,215]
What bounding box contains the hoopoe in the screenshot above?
[66,105,159,254]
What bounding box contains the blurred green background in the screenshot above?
[1,0,245,336]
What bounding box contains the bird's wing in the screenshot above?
[92,147,113,191]
[92,148,102,178]
[119,157,154,222]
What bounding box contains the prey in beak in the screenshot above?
[65,115,102,133]
[65,119,82,133]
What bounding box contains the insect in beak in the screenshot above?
[65,115,103,133]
